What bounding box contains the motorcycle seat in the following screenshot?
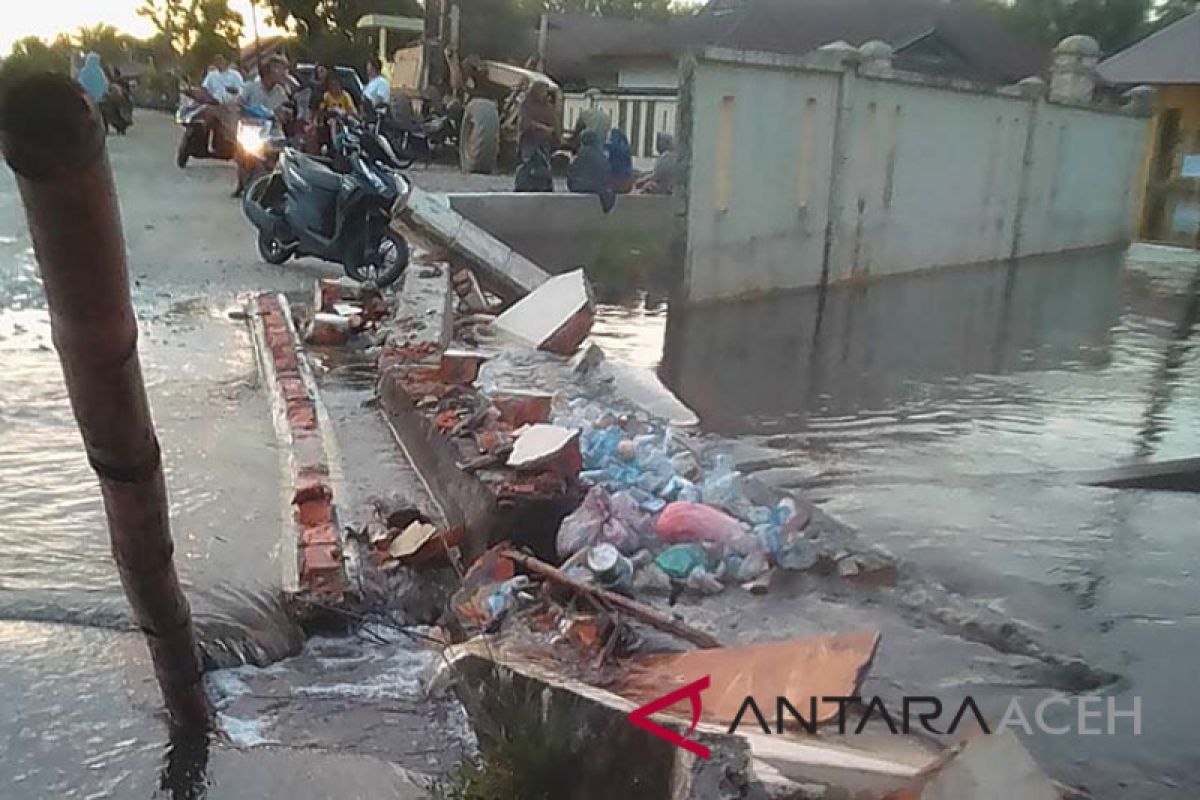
[285,151,344,193]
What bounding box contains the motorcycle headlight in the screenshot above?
[237,123,268,157]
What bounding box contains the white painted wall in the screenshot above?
[617,60,679,90]
[679,49,1151,304]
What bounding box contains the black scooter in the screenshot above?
[241,116,410,287]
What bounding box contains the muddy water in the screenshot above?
[596,245,1200,798]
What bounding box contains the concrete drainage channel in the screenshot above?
[234,196,1114,799]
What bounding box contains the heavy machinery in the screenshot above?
[357,6,561,173]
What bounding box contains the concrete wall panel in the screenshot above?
[677,49,1151,304]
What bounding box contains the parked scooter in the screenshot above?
[241,116,410,287]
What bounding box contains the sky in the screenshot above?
[1,0,280,55]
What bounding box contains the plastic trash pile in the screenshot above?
[551,399,821,597]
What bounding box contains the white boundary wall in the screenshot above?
[676,48,1149,303]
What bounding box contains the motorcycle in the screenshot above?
[234,105,288,197]
[241,116,411,288]
[100,82,134,135]
[175,91,235,168]
[371,103,457,167]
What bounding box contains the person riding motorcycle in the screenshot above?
[198,54,244,152]
[233,55,295,197]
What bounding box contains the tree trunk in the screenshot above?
[0,74,211,729]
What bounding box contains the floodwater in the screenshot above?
[595,244,1200,798]
[0,111,461,798]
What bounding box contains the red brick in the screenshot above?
[279,377,308,403]
[292,473,331,504]
[491,392,553,428]
[300,522,339,546]
[296,497,333,526]
[287,402,317,431]
[274,349,299,373]
[299,544,342,585]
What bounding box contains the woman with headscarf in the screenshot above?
[606,127,634,194]
[567,129,615,213]
[78,52,108,104]
[514,81,556,192]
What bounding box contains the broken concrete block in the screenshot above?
[613,632,881,729]
[388,521,440,560]
[507,424,582,474]
[452,268,490,312]
[490,390,554,428]
[305,313,351,346]
[313,277,360,313]
[494,269,595,356]
[439,348,490,385]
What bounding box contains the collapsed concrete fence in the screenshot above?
[672,40,1153,304]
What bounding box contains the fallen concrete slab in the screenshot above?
[395,187,549,302]
[493,268,595,355]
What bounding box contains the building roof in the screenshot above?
[546,0,1049,86]
[1097,11,1200,85]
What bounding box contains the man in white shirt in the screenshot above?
[202,54,244,106]
[363,57,391,109]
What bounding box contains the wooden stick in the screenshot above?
[503,549,722,649]
[1,75,210,728]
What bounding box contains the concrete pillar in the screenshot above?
[1013,75,1048,99]
[1122,85,1156,116]
[1049,35,1100,103]
[812,40,860,69]
[858,40,893,74]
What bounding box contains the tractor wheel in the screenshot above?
[459,98,499,174]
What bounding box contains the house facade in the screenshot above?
[1099,11,1200,246]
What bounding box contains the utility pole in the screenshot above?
[0,74,211,729]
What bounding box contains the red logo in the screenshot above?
[627,675,712,760]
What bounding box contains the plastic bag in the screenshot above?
[556,486,641,559]
[654,501,748,547]
[654,543,710,580]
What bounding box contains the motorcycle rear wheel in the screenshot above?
[257,230,293,265]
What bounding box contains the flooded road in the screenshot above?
[599,244,1199,798]
[0,110,402,797]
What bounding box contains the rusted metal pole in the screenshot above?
[0,74,210,728]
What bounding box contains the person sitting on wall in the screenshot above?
[606,127,634,194]
[567,128,616,213]
[635,132,678,195]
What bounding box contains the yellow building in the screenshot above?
[1099,11,1200,246]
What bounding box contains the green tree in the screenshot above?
[262,0,422,64]
[990,0,1153,53]
[74,23,138,68]
[543,0,674,19]
[138,0,245,77]
[3,34,75,76]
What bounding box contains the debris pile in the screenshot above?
[271,223,1081,799]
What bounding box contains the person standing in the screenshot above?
[77,52,108,104]
[572,87,610,147]
[515,81,556,192]
[363,57,391,110]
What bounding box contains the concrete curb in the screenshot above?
[248,292,355,603]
